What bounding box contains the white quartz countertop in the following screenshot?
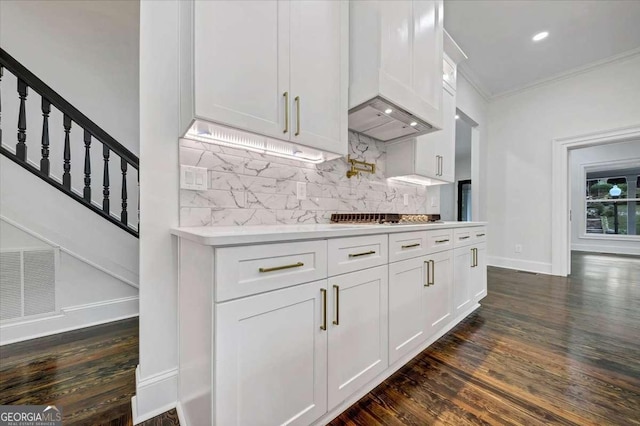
[171,221,487,246]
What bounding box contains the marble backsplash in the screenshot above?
[179,131,430,226]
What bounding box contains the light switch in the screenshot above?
[181,165,208,191]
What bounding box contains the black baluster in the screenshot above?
[103,145,110,213]
[40,98,51,175]
[62,114,71,189]
[83,129,92,201]
[16,79,28,161]
[121,159,128,225]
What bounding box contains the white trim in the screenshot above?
[487,256,552,275]
[0,215,138,288]
[551,124,640,276]
[132,365,179,425]
[457,66,491,102]
[175,403,188,426]
[492,47,640,101]
[578,234,640,242]
[0,296,139,345]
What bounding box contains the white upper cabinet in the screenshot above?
[192,1,288,141]
[180,0,348,158]
[349,0,444,140]
[290,1,348,155]
[385,31,466,185]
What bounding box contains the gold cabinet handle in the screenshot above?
[320,288,327,331]
[430,260,435,285]
[283,92,289,134]
[439,156,444,176]
[424,261,430,287]
[474,248,478,267]
[259,261,304,273]
[348,250,376,258]
[460,236,470,240]
[435,239,449,243]
[401,243,421,249]
[435,156,440,176]
[333,285,340,325]
[477,233,485,237]
[294,95,301,136]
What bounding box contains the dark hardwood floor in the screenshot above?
[1,252,638,425]
[331,252,640,425]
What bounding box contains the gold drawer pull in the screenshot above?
[459,236,470,240]
[424,261,430,287]
[435,239,449,243]
[349,250,376,258]
[429,260,435,285]
[333,285,340,325]
[320,288,327,331]
[401,243,420,249]
[477,233,485,237]
[259,261,304,273]
[283,92,289,134]
[294,95,301,136]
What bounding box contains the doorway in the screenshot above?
[551,125,640,276]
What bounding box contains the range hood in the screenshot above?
[348,97,435,143]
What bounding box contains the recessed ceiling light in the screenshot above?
[384,108,393,114]
[532,31,549,42]
[410,121,417,127]
[455,115,460,120]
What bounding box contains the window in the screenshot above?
[585,174,640,236]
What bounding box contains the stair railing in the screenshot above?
[0,48,139,237]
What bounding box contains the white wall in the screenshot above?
[0,218,138,345]
[0,0,140,154]
[487,54,640,273]
[134,1,180,423]
[570,140,640,255]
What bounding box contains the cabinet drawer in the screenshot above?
[328,235,388,276]
[454,228,474,247]
[215,240,327,301]
[389,231,428,263]
[472,227,487,244]
[426,229,453,253]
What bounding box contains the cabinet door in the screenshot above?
[389,257,428,365]
[414,86,455,182]
[471,243,488,302]
[194,0,289,139]
[290,0,348,155]
[425,250,453,336]
[216,280,327,426]
[453,246,473,316]
[328,266,388,410]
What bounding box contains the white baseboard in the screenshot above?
[487,256,553,275]
[572,244,640,256]
[175,402,188,426]
[132,365,178,425]
[0,296,139,345]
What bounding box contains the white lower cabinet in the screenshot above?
[471,243,488,302]
[215,280,328,426]
[425,250,454,335]
[453,245,473,316]
[388,250,452,365]
[327,265,389,410]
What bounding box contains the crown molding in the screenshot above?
[490,47,640,101]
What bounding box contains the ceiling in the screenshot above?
[444,0,640,99]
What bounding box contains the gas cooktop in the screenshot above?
[330,213,442,225]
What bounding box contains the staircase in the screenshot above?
[0,48,140,344]
[0,47,139,237]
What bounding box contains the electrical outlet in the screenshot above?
[180,165,208,191]
[403,194,409,206]
[515,244,523,254]
[296,182,307,200]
